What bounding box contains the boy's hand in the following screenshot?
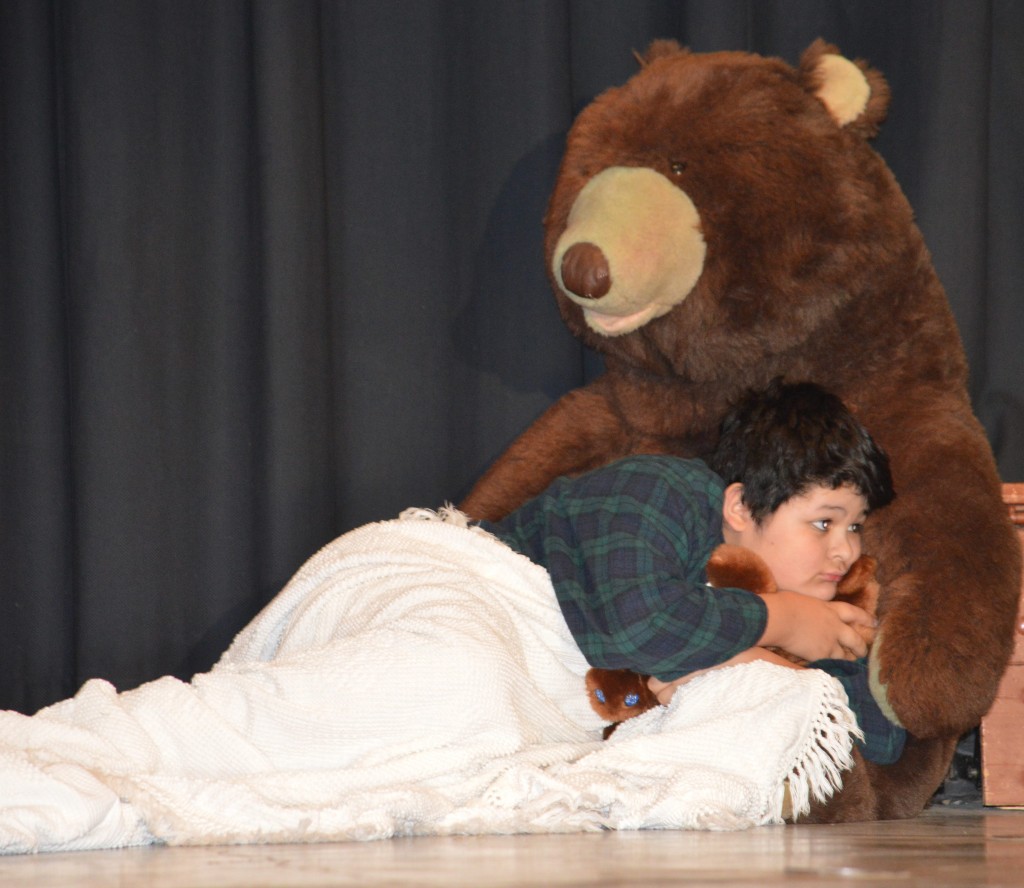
[760,591,875,662]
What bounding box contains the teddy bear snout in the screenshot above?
[551,166,706,337]
[560,242,611,300]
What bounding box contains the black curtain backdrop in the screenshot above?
[2,1,1022,714]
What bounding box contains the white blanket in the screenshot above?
[0,510,859,854]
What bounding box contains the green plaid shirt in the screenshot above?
[481,454,905,765]
[481,455,766,680]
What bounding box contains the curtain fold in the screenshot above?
[2,0,1021,714]
[1,0,76,711]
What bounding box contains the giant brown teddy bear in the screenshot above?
[461,40,1022,822]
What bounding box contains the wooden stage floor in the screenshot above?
[1,804,1022,887]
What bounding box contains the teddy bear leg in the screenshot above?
[801,734,956,823]
[869,735,959,821]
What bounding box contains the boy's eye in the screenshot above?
[849,523,864,534]
[812,519,831,531]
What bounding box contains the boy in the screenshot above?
[0,379,896,853]
[480,378,905,764]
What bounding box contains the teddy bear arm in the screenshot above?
[871,473,1022,737]
[460,385,631,521]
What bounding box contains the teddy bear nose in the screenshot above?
[560,242,611,299]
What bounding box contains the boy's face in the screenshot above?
[722,483,868,601]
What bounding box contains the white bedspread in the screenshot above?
[0,510,858,854]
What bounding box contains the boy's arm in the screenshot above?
[569,576,770,679]
[648,593,875,703]
[573,579,872,681]
[533,458,777,680]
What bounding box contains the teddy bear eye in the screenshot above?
[670,160,688,176]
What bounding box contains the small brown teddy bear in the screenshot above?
[586,543,879,736]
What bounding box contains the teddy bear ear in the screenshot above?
[799,38,891,138]
[635,39,690,67]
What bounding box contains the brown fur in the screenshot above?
[462,40,1022,821]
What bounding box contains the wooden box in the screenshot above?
[980,484,1024,807]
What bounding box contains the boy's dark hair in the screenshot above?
[707,378,895,523]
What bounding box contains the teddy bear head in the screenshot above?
[544,40,932,385]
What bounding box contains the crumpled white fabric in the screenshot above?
[0,511,858,854]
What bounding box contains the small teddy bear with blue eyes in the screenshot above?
[585,668,659,739]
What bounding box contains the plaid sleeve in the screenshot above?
[485,455,768,681]
[808,657,907,764]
